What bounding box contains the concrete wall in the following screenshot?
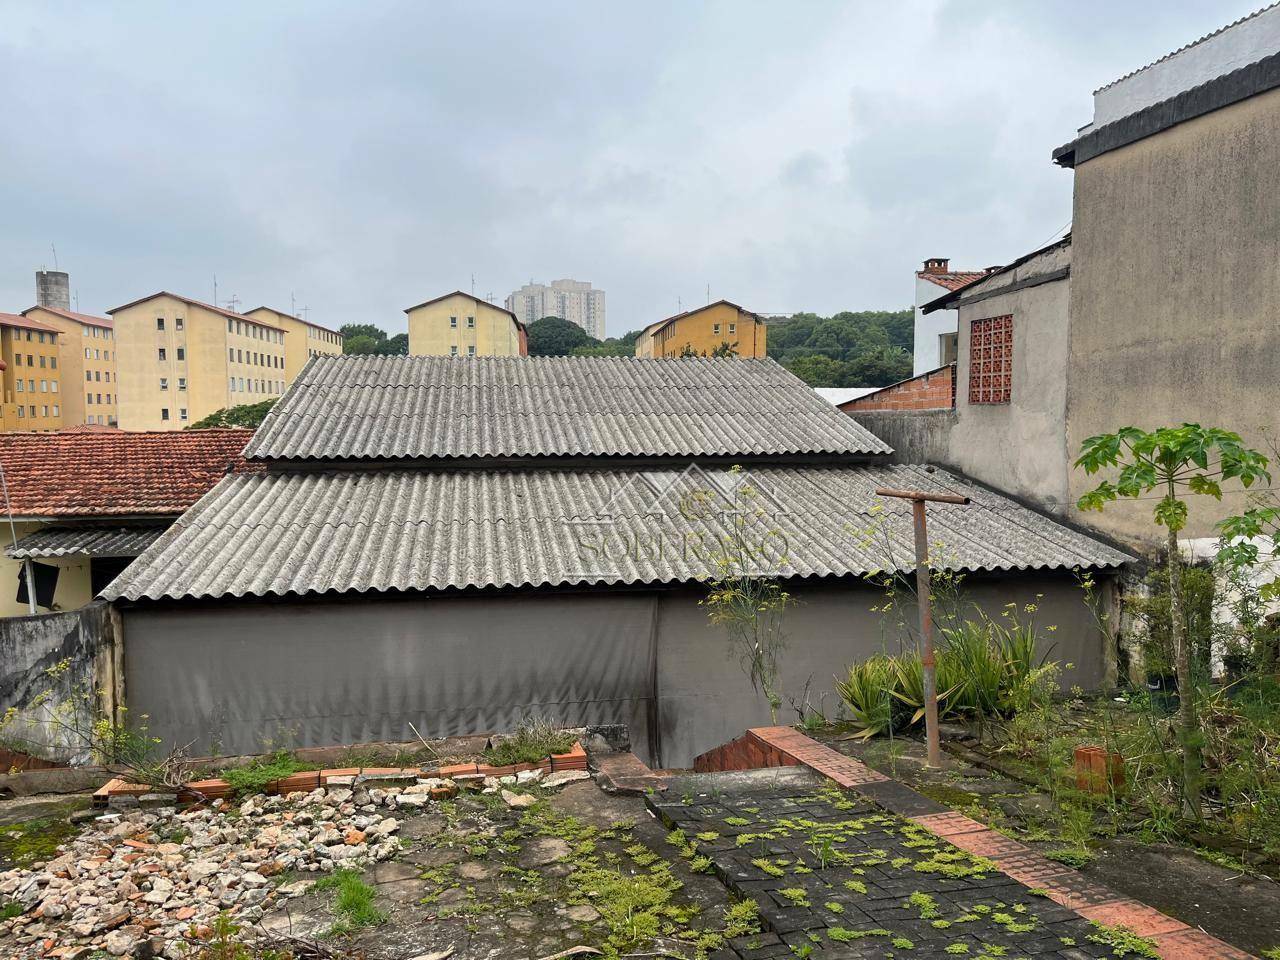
[119,572,1108,768]
[1066,85,1280,544]
[0,602,119,762]
[851,245,1072,517]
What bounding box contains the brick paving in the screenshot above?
[677,727,1256,960]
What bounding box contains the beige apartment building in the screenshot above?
[0,313,63,432]
[22,305,118,426]
[109,292,287,430]
[406,291,527,357]
[244,306,344,380]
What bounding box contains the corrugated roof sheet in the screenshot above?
[7,525,166,559]
[104,463,1130,602]
[243,355,892,461]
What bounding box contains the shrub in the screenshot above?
[221,751,314,797]
[485,717,576,766]
[835,656,899,739]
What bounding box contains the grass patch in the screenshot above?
[486,717,576,767]
[312,868,386,935]
[220,750,316,798]
[1043,847,1095,868]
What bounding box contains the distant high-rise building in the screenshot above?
[505,279,606,340]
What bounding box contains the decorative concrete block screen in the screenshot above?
[969,314,1013,404]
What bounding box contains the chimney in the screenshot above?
[36,270,71,311]
[922,257,949,275]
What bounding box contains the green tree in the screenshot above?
[186,399,277,429]
[380,332,409,356]
[1075,424,1270,816]
[782,354,847,387]
[338,323,388,344]
[846,345,911,386]
[343,334,381,355]
[526,316,598,356]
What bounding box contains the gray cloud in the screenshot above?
[0,0,1261,335]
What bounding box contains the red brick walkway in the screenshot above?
[744,726,1255,960]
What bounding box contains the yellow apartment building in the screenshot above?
[633,300,768,358]
[22,305,118,426]
[244,306,344,380]
[109,292,287,430]
[0,313,63,432]
[405,291,527,357]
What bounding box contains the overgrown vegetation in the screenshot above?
[767,309,913,387]
[220,750,316,797]
[484,717,577,766]
[312,868,386,936]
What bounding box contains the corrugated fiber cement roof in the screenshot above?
[243,355,892,461]
[104,463,1130,602]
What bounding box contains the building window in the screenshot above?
[176,318,184,330]
[49,356,56,369]
[13,355,20,366]
[85,371,92,382]
[160,378,169,390]
[161,408,170,421]
[156,317,165,330]
[14,380,21,392]
[86,392,92,405]
[15,407,21,418]
[450,316,458,328]
[178,377,187,391]
[229,348,235,362]
[466,316,475,328]
[713,323,721,335]
[158,348,167,361]
[180,408,188,421]
[468,345,476,356]
[52,405,59,417]
[939,331,958,366]
[39,356,46,368]
[41,405,48,417]
[229,376,235,392]
[39,380,47,392]
[968,315,1012,405]
[450,345,458,356]
[51,381,58,393]
[728,323,736,335]
[176,347,185,361]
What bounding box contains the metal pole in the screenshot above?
[912,499,941,768]
[22,559,37,616]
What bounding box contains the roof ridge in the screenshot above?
[1093,2,1280,94]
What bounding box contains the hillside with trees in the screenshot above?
[767,309,913,387]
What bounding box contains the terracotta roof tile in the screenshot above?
[22,305,113,329]
[917,271,989,291]
[0,429,257,518]
[0,312,60,333]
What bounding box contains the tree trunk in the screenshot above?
[1167,525,1202,819]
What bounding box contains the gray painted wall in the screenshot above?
[852,243,1072,517]
[1067,85,1280,544]
[120,573,1106,768]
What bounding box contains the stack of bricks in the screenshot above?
[840,363,956,413]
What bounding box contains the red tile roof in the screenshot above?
[917,271,989,291]
[0,312,60,333]
[0,429,256,518]
[22,305,113,329]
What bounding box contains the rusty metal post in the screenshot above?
[875,486,971,769]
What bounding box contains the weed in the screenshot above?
[893,938,916,950]
[485,717,576,766]
[1043,847,1095,868]
[220,751,315,798]
[722,899,761,938]
[778,887,811,908]
[945,945,970,955]
[182,912,293,959]
[1086,922,1159,958]
[829,927,891,942]
[0,900,23,920]
[312,868,386,936]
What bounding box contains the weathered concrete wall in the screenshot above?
[120,572,1109,768]
[848,410,957,465]
[0,601,119,762]
[1066,85,1280,545]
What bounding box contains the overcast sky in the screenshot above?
[0,1,1262,337]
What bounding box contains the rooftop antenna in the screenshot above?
[213,274,218,307]
[300,305,310,322]
[291,292,297,317]
[471,273,476,296]
[224,294,241,313]
[51,243,59,271]
[706,283,710,304]
[74,291,80,312]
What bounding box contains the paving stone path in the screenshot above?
[653,781,1139,960]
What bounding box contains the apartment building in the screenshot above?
[505,279,606,339]
[244,306,344,380]
[109,292,287,430]
[633,301,767,358]
[405,291,527,357]
[22,305,117,426]
[0,313,63,432]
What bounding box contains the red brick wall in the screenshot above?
[839,363,955,413]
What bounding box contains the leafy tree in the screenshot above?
[710,341,740,358]
[526,316,598,356]
[1075,424,1270,816]
[343,334,381,355]
[784,354,847,387]
[338,323,387,344]
[186,399,277,430]
[845,345,911,386]
[381,332,409,356]
[571,329,644,357]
